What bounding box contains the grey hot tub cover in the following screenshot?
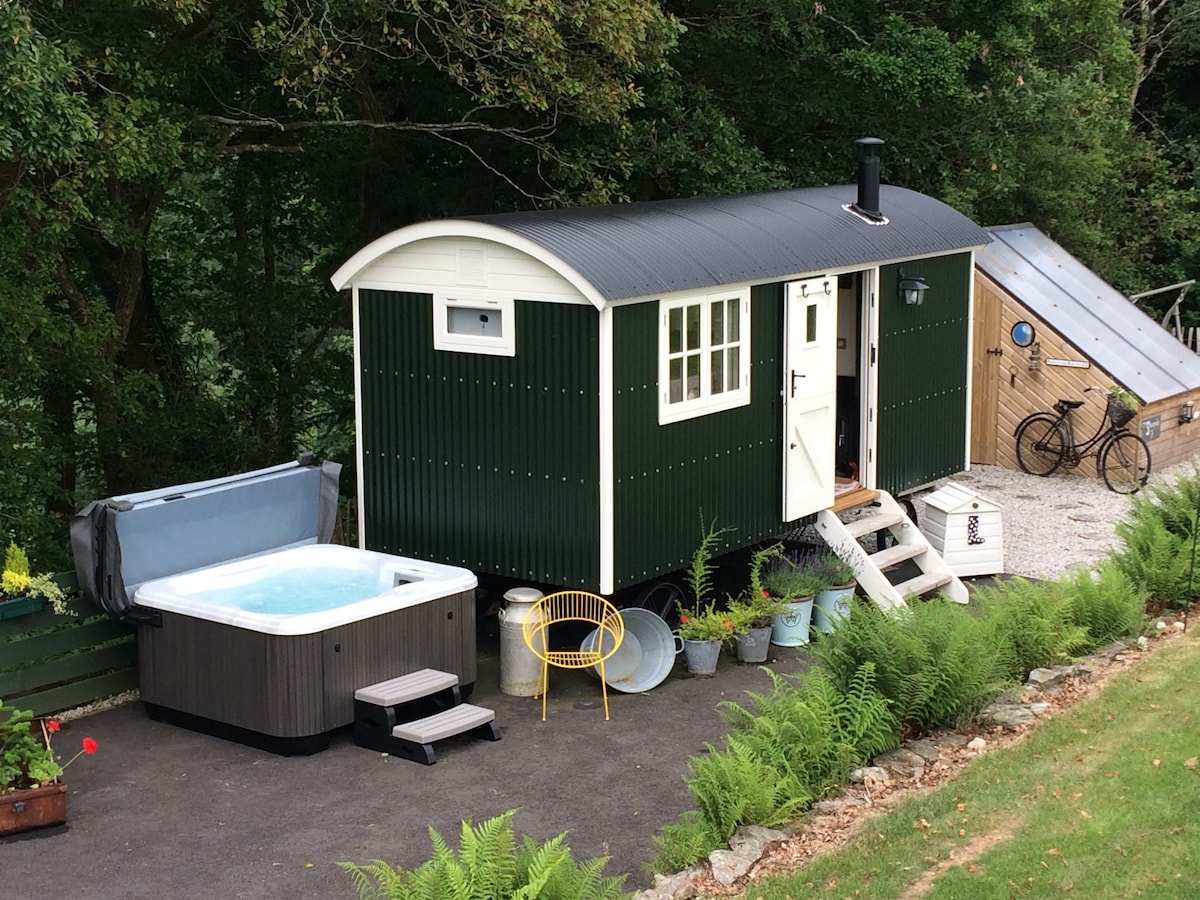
[70,455,342,621]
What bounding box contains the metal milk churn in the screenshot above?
[498,586,543,696]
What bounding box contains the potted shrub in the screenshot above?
[727,543,787,663]
[1,543,71,620]
[1,698,98,835]
[676,520,736,675]
[812,549,858,634]
[675,604,737,674]
[762,551,827,647]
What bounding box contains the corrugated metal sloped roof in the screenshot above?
[976,224,1200,404]
[473,185,989,302]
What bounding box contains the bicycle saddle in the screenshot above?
[1057,399,1085,409]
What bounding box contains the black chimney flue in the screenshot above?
[853,137,885,220]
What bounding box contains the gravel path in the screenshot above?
[912,460,1197,580]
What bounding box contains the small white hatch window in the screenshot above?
[658,290,751,424]
[433,295,516,357]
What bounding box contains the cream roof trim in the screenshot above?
[330,219,608,310]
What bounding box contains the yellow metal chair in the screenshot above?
[521,590,625,721]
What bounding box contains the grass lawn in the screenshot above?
[746,631,1200,899]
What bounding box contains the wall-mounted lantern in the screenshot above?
[898,271,929,306]
[1181,399,1195,425]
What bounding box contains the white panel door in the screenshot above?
[783,277,837,521]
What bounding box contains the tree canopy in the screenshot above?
[2,0,1197,569]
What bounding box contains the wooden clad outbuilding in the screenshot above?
[972,224,1200,473]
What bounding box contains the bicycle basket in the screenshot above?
[1107,395,1135,427]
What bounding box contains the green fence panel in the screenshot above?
[0,574,138,715]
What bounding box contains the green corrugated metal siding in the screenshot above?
[876,254,972,494]
[358,290,600,587]
[611,284,783,590]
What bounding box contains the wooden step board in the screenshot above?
[816,488,969,613]
[355,668,459,706]
[387,705,500,766]
[353,668,500,765]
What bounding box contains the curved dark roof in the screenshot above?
[472,184,990,301]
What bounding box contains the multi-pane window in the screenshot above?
[659,290,751,423]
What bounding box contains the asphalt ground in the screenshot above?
[2,607,817,899]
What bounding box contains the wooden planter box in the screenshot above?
[0,596,46,620]
[0,782,67,835]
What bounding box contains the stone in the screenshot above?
[873,747,926,778]
[729,824,787,856]
[934,732,969,749]
[708,848,754,886]
[903,739,941,763]
[967,737,987,751]
[634,871,698,899]
[1027,667,1071,688]
[707,825,788,886]
[849,765,890,787]
[977,702,1050,728]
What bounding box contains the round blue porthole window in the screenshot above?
[1011,321,1036,348]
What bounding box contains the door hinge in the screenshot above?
[986,347,1003,356]
[870,344,876,365]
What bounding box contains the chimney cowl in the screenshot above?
[852,137,885,222]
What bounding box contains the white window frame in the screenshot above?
[658,289,751,424]
[433,294,516,357]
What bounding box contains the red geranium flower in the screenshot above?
[47,719,61,733]
[680,614,690,624]
[59,735,100,772]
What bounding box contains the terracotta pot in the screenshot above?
[0,782,67,835]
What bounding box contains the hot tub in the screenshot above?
[72,458,479,754]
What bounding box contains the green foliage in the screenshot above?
[974,577,1091,680]
[1062,561,1148,649]
[675,602,736,642]
[682,519,734,613]
[653,664,898,873]
[746,542,783,601]
[718,665,899,800]
[810,599,1015,734]
[684,739,810,843]
[648,811,722,877]
[0,699,62,791]
[761,549,827,599]
[339,809,629,900]
[1110,468,1200,609]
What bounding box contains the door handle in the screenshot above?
[790,370,804,397]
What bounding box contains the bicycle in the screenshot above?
[1013,386,1152,494]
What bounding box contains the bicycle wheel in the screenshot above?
[1015,414,1066,476]
[1099,432,1151,494]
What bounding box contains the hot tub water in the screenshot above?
[194,566,392,615]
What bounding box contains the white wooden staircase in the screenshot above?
[816,486,969,611]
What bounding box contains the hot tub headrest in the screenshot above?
[70,456,342,621]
